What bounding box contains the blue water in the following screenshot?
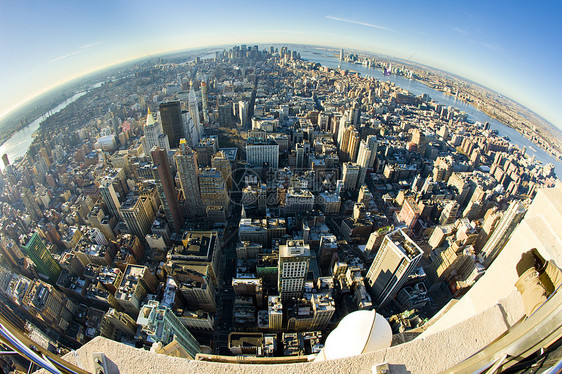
[297,48,562,175]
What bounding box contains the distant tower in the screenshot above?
[20,232,61,283]
[159,101,183,149]
[1,153,9,168]
[151,147,184,232]
[175,139,204,218]
[365,228,423,308]
[201,82,209,123]
[137,300,201,359]
[278,240,310,301]
[189,86,202,141]
[238,101,248,127]
[143,108,170,153]
[339,49,344,61]
[111,115,121,137]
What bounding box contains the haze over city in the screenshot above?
[0,0,561,128]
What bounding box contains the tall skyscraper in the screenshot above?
[20,232,61,283]
[199,168,229,213]
[137,300,201,359]
[159,101,183,149]
[188,87,202,140]
[356,135,378,187]
[143,108,170,153]
[342,162,360,190]
[278,240,310,301]
[366,228,423,308]
[200,82,209,123]
[175,139,204,218]
[120,195,155,241]
[238,100,248,127]
[478,201,527,267]
[151,147,184,232]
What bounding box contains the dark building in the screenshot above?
[159,101,183,148]
[151,147,184,232]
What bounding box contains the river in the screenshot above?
[2,48,560,175]
[297,48,562,175]
[0,82,103,171]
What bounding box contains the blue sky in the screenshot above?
[0,0,560,128]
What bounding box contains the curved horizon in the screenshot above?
[0,0,560,130]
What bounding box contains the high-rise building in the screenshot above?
[356,135,378,187]
[239,100,248,127]
[20,232,61,283]
[137,300,201,359]
[21,187,42,220]
[318,235,338,274]
[366,228,423,308]
[278,240,310,301]
[200,82,209,123]
[199,168,229,214]
[175,139,204,218]
[151,147,184,232]
[100,308,137,340]
[119,195,155,241]
[99,171,128,219]
[114,264,158,317]
[439,201,460,225]
[159,101,183,148]
[478,201,527,267]
[211,151,232,189]
[342,162,360,190]
[246,138,279,169]
[143,108,170,153]
[189,88,202,140]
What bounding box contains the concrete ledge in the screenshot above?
[39,300,513,374]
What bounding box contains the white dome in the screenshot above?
[316,310,392,361]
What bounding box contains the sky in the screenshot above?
[0,0,561,128]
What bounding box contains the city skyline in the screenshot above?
[0,0,561,129]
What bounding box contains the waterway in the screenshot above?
[298,48,562,175]
[0,83,102,171]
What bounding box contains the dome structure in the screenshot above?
[314,310,392,362]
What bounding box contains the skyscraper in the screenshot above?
[478,201,527,267]
[119,195,155,241]
[278,240,310,301]
[20,232,61,283]
[175,139,204,218]
[211,151,232,189]
[159,101,183,149]
[200,82,209,123]
[137,300,201,359]
[356,135,378,187]
[342,162,360,190]
[199,167,229,213]
[143,108,170,153]
[366,228,423,308]
[188,87,202,140]
[151,147,184,232]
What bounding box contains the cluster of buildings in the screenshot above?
[0,44,555,361]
